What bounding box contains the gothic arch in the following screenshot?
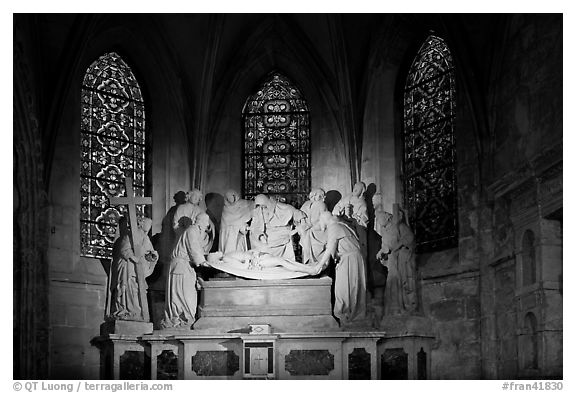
[241,71,311,206]
[521,312,539,370]
[205,16,350,196]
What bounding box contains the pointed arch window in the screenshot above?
[80,52,148,259]
[242,72,311,207]
[403,36,457,253]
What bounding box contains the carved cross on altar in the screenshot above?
[109,177,153,321]
[250,347,269,376]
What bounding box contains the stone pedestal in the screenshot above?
[100,320,154,335]
[91,335,151,380]
[194,276,339,332]
[377,315,435,379]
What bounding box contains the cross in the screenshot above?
[109,177,153,321]
[250,347,269,375]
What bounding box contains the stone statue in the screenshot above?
[332,181,369,263]
[379,204,417,316]
[370,193,394,322]
[373,194,394,261]
[107,216,158,321]
[249,194,305,260]
[219,190,254,254]
[161,213,213,329]
[313,211,367,324]
[332,181,369,227]
[297,188,328,264]
[172,189,206,237]
[160,191,187,264]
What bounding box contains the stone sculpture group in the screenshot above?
[106,182,418,330]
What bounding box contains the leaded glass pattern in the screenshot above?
[80,52,147,259]
[242,73,311,207]
[403,36,457,253]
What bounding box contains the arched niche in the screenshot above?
[519,312,539,370]
[522,229,537,286]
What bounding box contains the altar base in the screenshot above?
[193,276,339,332]
[100,320,153,335]
[93,278,436,379]
[93,330,434,380]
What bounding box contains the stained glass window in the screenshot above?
[80,52,147,259]
[242,72,311,207]
[403,36,457,253]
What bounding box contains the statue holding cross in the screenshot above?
[106,177,158,322]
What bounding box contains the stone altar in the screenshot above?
[194,277,339,333]
[94,275,436,379]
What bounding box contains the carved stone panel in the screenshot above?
[157,350,178,380]
[244,342,274,378]
[284,349,334,376]
[417,347,427,379]
[191,350,239,377]
[119,351,147,380]
[381,348,408,380]
[348,347,371,380]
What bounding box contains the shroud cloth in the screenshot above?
[205,257,309,280]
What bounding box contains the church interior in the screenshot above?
[13,13,562,380]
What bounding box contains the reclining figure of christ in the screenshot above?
[206,249,323,280]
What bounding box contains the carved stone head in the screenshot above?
[254,194,271,209]
[309,188,326,202]
[194,212,211,230]
[225,190,239,204]
[137,216,153,234]
[352,181,366,197]
[187,189,203,205]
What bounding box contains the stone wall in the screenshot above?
[490,15,562,179]
[480,14,563,379]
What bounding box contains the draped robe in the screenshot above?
[383,222,417,315]
[325,221,367,323]
[299,199,327,264]
[172,202,205,237]
[161,225,211,328]
[219,198,253,254]
[333,194,368,262]
[107,229,157,321]
[249,201,301,261]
